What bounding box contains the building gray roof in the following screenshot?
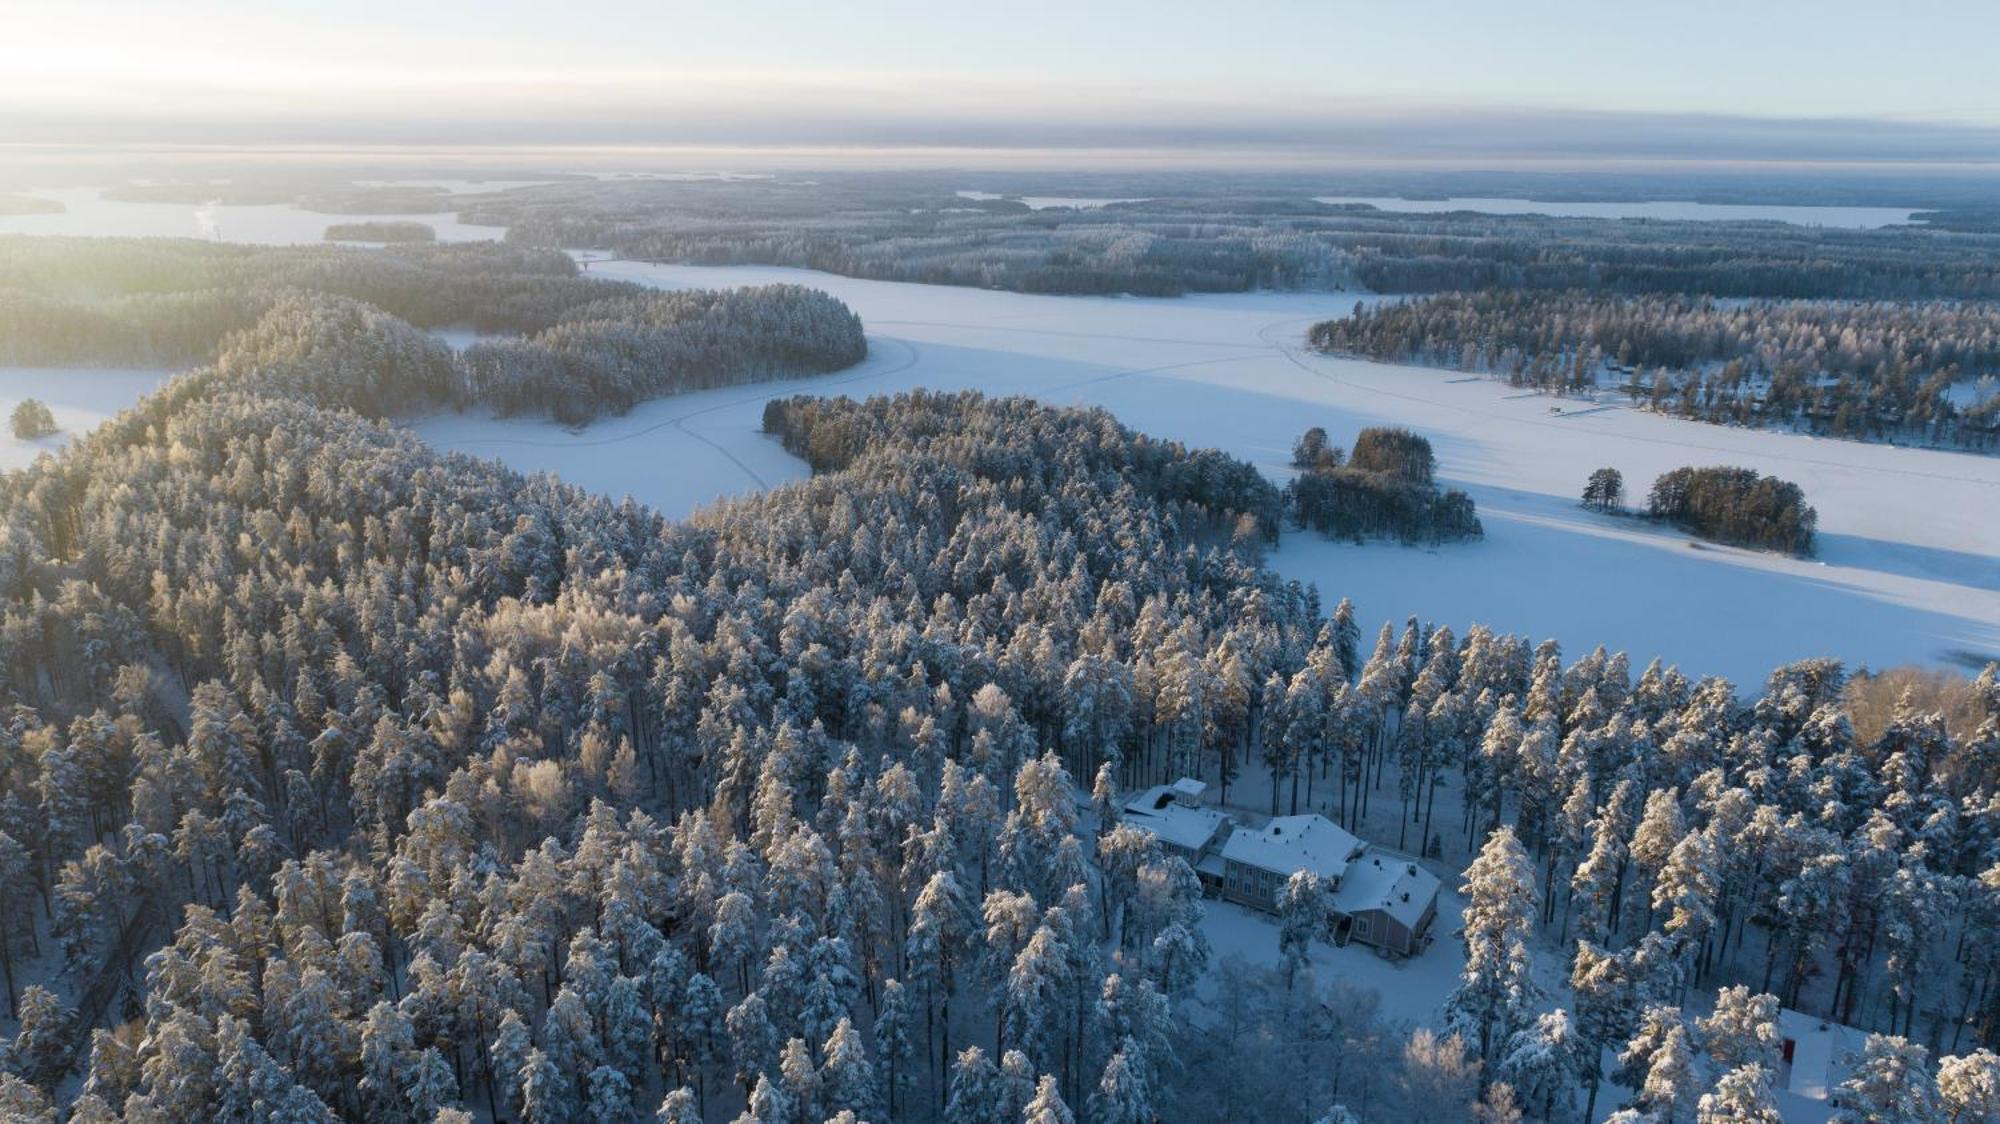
[1219,814,1363,882]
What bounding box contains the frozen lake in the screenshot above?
[411,262,2000,687]
[0,187,510,244]
[0,366,174,470]
[1314,194,1922,229]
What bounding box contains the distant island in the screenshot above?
[324,220,438,243]
[0,194,62,215]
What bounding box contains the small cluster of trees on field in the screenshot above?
[1309,290,2000,450]
[1283,426,1482,546]
[8,399,56,440]
[464,285,866,424]
[1579,464,1816,554]
[1646,466,1818,555]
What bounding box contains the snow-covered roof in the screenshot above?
[1219,814,1362,882]
[1121,784,1231,853]
[1171,777,1208,801]
[1776,1007,1863,1108]
[1330,851,1441,929]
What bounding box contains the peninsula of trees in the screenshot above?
[324,221,437,244]
[464,285,867,424]
[1308,291,2000,450]
[0,237,869,425]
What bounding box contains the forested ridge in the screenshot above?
[1310,291,2000,450]
[0,238,867,426]
[0,237,630,369]
[0,277,1998,1121]
[465,287,865,425]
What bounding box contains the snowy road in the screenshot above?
[410,262,2000,687]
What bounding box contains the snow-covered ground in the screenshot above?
[0,366,172,470]
[1312,195,1921,229]
[410,261,2000,688]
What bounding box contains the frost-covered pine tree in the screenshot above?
[726,991,780,1098]
[1497,1008,1585,1121]
[745,1072,791,1124]
[874,978,914,1119]
[779,1036,822,1123]
[1652,828,1722,988]
[586,1064,636,1124]
[1087,1038,1154,1124]
[490,1008,534,1120]
[820,1017,878,1120]
[1696,986,1781,1072]
[1277,870,1328,991]
[946,1046,1002,1124]
[405,1047,458,1122]
[656,1086,702,1124]
[1832,1034,1938,1124]
[1023,1074,1076,1124]
[1445,826,1541,1068]
[519,1048,574,1124]
[1936,1049,2000,1123]
[1570,779,1635,945]
[1616,1006,1696,1124]
[1695,1063,1782,1124]
[907,868,972,1091]
[1629,788,1686,930]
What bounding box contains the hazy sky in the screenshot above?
[4,0,1998,165]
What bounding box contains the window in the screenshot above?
[1354,915,1373,939]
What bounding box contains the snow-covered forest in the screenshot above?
[463,287,865,424]
[454,176,2000,302]
[0,239,867,425]
[0,265,1997,1123]
[1309,293,2000,450]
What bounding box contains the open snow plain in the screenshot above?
[0,366,173,470]
[409,261,1996,687]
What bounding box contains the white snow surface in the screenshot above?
[1313,195,1921,229]
[410,261,2000,688]
[0,366,173,470]
[0,187,509,244]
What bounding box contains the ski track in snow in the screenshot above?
[405,261,2000,688]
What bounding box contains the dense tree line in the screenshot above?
[464,286,866,425]
[1283,426,1481,546]
[325,222,437,244]
[1645,467,1818,555]
[0,237,635,367]
[1309,290,2000,449]
[450,176,2000,301]
[2,275,1999,1121]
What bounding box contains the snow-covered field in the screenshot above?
[1312,195,1921,228]
[0,187,509,244]
[410,262,2000,688]
[0,366,172,470]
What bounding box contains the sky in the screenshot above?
[2,0,1997,167]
